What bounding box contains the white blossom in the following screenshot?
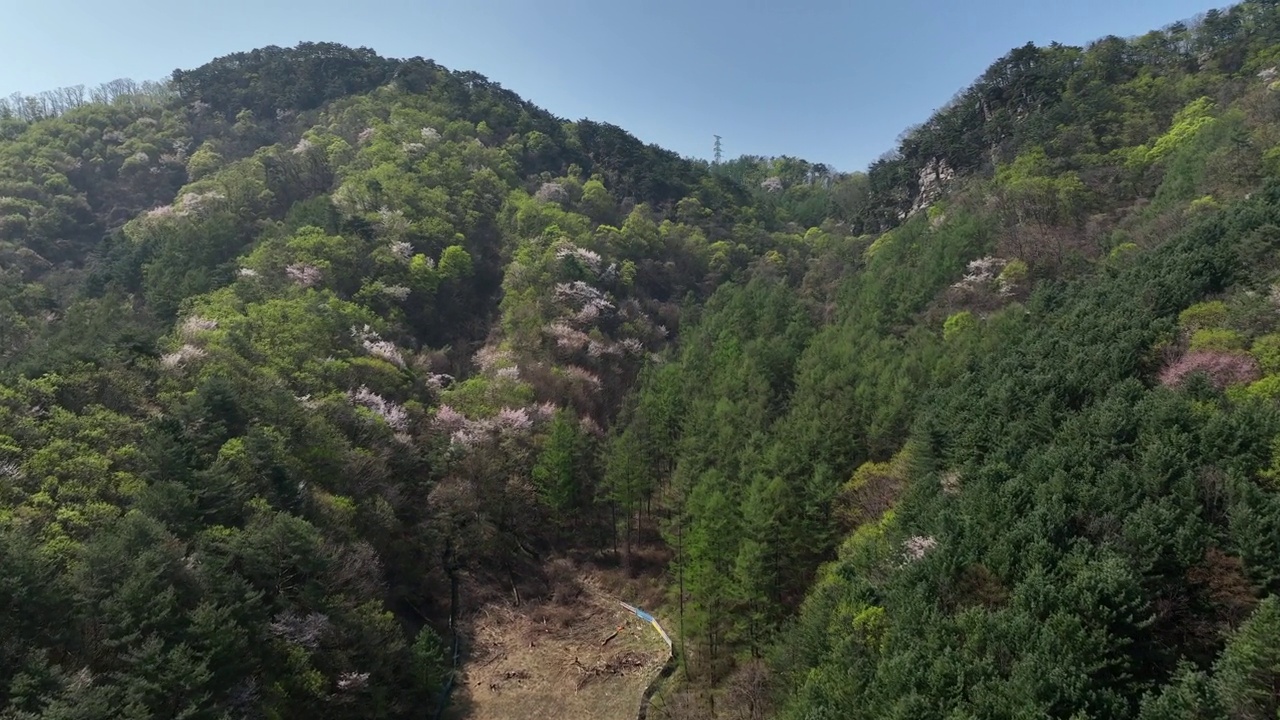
[555,244,603,273]
[760,176,783,193]
[535,182,569,204]
[349,386,409,432]
[179,315,218,341]
[901,535,938,564]
[377,207,410,239]
[238,267,259,278]
[420,127,441,143]
[554,281,613,313]
[337,672,370,692]
[381,284,411,301]
[295,394,321,410]
[363,339,406,368]
[388,241,414,263]
[357,127,376,144]
[269,611,331,650]
[178,190,226,215]
[951,256,1007,292]
[286,263,322,287]
[291,137,314,155]
[619,338,645,355]
[160,344,206,370]
[145,204,178,221]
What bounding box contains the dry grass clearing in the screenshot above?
[445,586,669,720]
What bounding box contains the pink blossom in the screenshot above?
[426,374,454,392]
[579,416,603,436]
[357,127,375,144]
[435,404,467,428]
[546,322,590,352]
[497,407,532,431]
[474,346,515,372]
[1159,351,1260,390]
[564,365,601,386]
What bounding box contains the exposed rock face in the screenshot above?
[908,157,955,217]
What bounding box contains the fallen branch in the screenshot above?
[601,624,624,647]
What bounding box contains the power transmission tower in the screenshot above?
[713,135,723,164]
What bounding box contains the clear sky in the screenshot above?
[2,0,1225,170]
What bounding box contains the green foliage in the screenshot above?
[1179,300,1230,332]
[943,311,977,341]
[9,5,1280,716]
[1189,327,1247,352]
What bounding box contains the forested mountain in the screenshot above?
[3,3,1280,718]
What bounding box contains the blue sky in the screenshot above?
[3,0,1224,170]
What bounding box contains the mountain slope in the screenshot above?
[2,3,1280,719]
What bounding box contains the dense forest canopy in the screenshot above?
[3,3,1280,719]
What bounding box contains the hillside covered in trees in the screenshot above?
[4,3,1280,718]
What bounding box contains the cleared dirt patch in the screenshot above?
[446,588,669,720]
